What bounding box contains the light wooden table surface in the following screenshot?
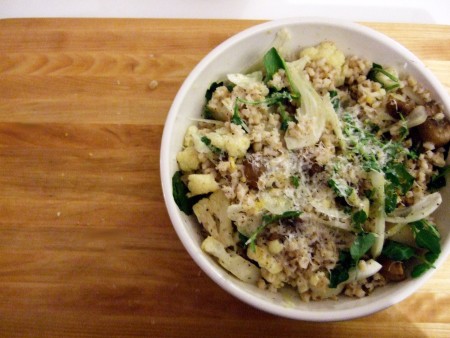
[0,19,449,338]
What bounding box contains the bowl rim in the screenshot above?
[160,17,450,321]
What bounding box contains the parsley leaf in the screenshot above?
[352,210,368,232]
[278,104,296,131]
[410,220,441,255]
[350,232,376,262]
[265,90,297,106]
[200,136,223,155]
[411,250,439,278]
[330,230,376,288]
[329,264,349,289]
[329,250,354,288]
[411,263,431,278]
[290,175,300,188]
[263,47,300,99]
[205,81,224,100]
[381,240,415,261]
[203,107,214,119]
[409,219,441,278]
[329,90,340,111]
[367,63,400,91]
[328,178,353,198]
[238,232,249,248]
[428,165,450,192]
[384,163,414,195]
[263,47,286,81]
[384,183,398,214]
[231,101,249,133]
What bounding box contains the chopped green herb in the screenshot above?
[409,219,441,278]
[203,107,214,119]
[352,210,368,232]
[246,210,302,251]
[238,232,249,247]
[205,81,224,100]
[428,165,450,192]
[367,63,400,91]
[384,183,397,214]
[236,90,297,107]
[362,157,382,172]
[231,101,250,133]
[425,251,439,265]
[329,90,340,111]
[290,175,300,188]
[407,140,422,160]
[278,104,296,131]
[328,178,353,198]
[263,47,300,98]
[230,91,297,132]
[411,263,432,278]
[381,240,415,261]
[329,264,349,289]
[266,90,298,106]
[364,188,375,200]
[201,136,223,155]
[350,232,376,262]
[411,251,439,278]
[343,205,353,215]
[398,114,409,140]
[368,122,381,134]
[330,230,376,288]
[263,47,286,81]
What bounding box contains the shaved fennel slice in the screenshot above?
[189,117,225,126]
[227,71,263,90]
[348,259,382,282]
[312,259,382,298]
[260,190,294,215]
[385,192,442,224]
[406,105,428,128]
[369,171,386,258]
[201,236,260,283]
[385,222,408,238]
[301,213,352,231]
[323,93,347,150]
[284,59,326,149]
[272,28,294,61]
[310,200,350,220]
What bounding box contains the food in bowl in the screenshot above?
[171,30,449,302]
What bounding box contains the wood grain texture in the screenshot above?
[0,18,449,338]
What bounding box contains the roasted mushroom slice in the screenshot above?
[386,98,416,119]
[417,117,450,147]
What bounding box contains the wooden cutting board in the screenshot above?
[0,19,449,338]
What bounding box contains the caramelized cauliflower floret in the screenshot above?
[176,146,200,172]
[206,130,250,158]
[187,174,219,196]
[193,190,235,248]
[202,236,260,283]
[247,245,283,274]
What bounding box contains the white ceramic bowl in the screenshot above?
[160,17,450,321]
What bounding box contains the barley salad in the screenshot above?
[172,31,449,301]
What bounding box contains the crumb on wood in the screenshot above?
[149,80,159,90]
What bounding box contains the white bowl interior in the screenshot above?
[161,17,450,321]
